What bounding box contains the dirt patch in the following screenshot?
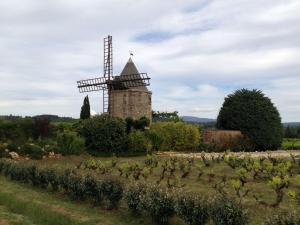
[159,150,300,159]
[47,204,90,222]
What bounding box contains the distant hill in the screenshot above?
[283,122,300,127]
[182,116,216,124]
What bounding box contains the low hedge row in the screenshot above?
[0,160,123,209]
[124,182,249,225]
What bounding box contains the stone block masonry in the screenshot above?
[110,88,152,121]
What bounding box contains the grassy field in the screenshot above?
[2,153,298,225]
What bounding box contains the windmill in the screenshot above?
[77,35,151,119]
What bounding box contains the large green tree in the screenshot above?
[216,89,282,150]
[80,95,91,120]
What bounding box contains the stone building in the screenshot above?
[109,58,152,120]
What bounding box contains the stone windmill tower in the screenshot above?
[77,35,152,120]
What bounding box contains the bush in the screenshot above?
[151,122,200,151]
[56,131,84,155]
[140,185,175,225]
[125,182,147,214]
[216,89,282,150]
[264,211,300,225]
[79,115,127,154]
[145,130,163,151]
[84,175,104,206]
[66,173,86,201]
[125,117,150,133]
[210,196,249,225]
[175,193,210,225]
[22,143,45,159]
[128,130,151,153]
[102,176,123,209]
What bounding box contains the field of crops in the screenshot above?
[0,152,299,225]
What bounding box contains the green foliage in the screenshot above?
[125,116,150,133]
[152,111,182,122]
[56,131,84,155]
[101,176,123,209]
[79,114,127,154]
[151,122,200,151]
[146,129,163,151]
[140,185,175,225]
[264,211,300,225]
[216,89,282,150]
[282,138,300,150]
[125,182,147,214]
[80,95,91,120]
[175,193,210,225]
[0,160,124,210]
[128,130,151,153]
[22,143,45,159]
[210,196,249,225]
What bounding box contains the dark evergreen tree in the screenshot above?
[80,95,91,120]
[216,89,282,150]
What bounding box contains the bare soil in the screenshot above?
[159,150,300,159]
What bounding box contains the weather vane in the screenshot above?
[129,50,134,57]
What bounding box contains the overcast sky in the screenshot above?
[0,0,299,122]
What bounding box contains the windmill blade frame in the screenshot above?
[77,77,108,93]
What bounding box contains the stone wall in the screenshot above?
[109,89,152,121]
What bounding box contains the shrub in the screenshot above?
[22,143,45,160]
[145,130,163,151]
[264,211,300,225]
[128,130,151,153]
[216,89,282,150]
[66,173,86,201]
[151,122,200,151]
[175,193,210,225]
[125,182,147,214]
[84,175,104,206]
[210,196,249,225]
[56,131,84,155]
[79,115,127,154]
[140,185,175,225]
[125,117,150,133]
[102,176,123,209]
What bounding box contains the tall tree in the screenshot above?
[216,89,282,150]
[80,95,91,120]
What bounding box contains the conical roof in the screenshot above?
[120,57,139,75]
[115,57,148,91]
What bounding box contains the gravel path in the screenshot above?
[158,150,300,159]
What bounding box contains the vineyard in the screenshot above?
[0,152,299,225]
